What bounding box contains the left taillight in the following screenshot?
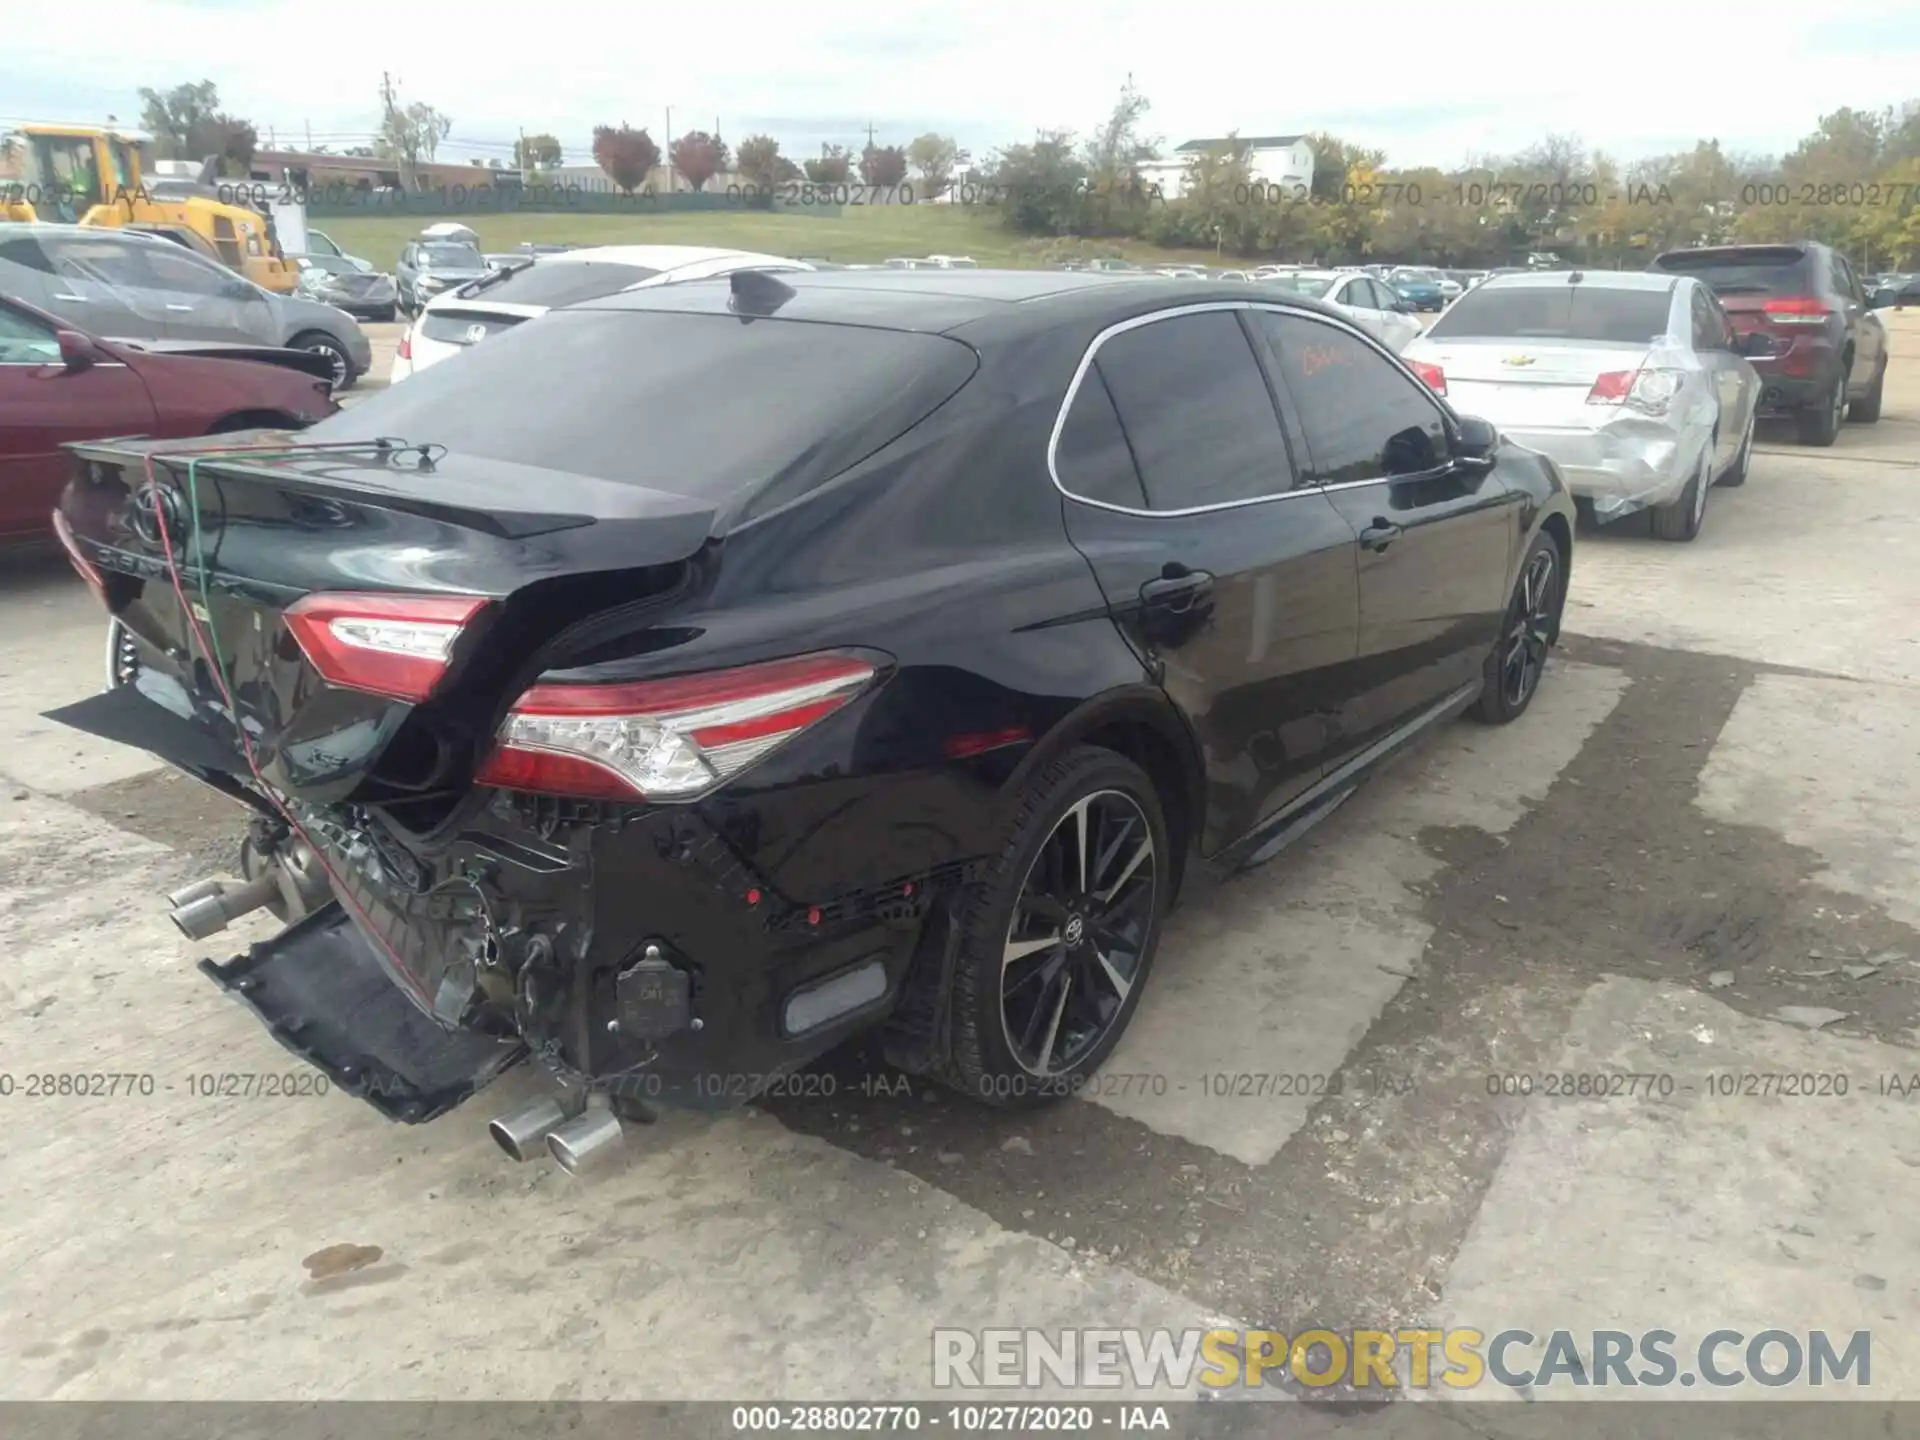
[475,652,880,803]
[283,591,491,702]
[397,326,414,361]
[1409,360,1447,395]
[52,509,107,601]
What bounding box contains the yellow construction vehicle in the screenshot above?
[0,123,298,292]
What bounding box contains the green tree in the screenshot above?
[736,134,785,188]
[803,144,853,184]
[906,133,968,197]
[514,133,563,170]
[987,130,1089,236]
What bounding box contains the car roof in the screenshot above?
[581,266,1357,338]
[539,244,799,271]
[1475,269,1678,292]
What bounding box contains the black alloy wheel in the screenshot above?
[1471,533,1561,724]
[946,746,1169,1106]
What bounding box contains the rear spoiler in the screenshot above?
[106,339,336,385]
[61,435,723,559]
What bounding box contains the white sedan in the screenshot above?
[1258,269,1424,352]
[390,245,814,382]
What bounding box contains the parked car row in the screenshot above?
[1393,239,1895,542]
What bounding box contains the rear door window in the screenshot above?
[1053,366,1148,508]
[304,308,980,510]
[1425,284,1675,343]
[1090,309,1298,509]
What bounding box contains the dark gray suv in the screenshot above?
[0,224,373,389]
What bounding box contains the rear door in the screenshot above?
[1690,283,1748,468]
[33,232,156,339]
[1830,250,1887,395]
[1332,277,1383,339]
[0,299,155,542]
[1054,306,1362,853]
[1250,308,1521,753]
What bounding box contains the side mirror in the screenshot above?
[1734,331,1777,358]
[1452,414,1500,463]
[55,329,99,372]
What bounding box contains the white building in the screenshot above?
[1141,134,1316,200]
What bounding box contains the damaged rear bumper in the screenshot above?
[1499,421,1696,521]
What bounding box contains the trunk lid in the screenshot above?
[1415,339,1655,425]
[57,434,716,802]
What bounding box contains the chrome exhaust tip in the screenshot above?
[167,877,227,909]
[546,1107,625,1176]
[167,870,282,940]
[488,1096,573,1163]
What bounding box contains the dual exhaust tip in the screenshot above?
[489,1096,625,1175]
[167,873,281,941]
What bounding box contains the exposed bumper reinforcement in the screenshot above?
[200,902,527,1123]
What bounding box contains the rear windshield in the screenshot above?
[1424,283,1675,343]
[1267,275,1334,298]
[1651,248,1809,297]
[419,243,483,267]
[304,309,980,509]
[465,261,663,307]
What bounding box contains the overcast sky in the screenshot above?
[6,0,1919,169]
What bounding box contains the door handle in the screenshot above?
[1140,571,1214,613]
[51,293,90,302]
[165,304,194,312]
[1358,519,1403,552]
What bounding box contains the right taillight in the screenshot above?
[1410,360,1447,395]
[1760,296,1829,325]
[475,652,880,802]
[1587,368,1684,415]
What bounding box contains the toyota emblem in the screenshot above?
[465,323,488,343]
[125,482,183,547]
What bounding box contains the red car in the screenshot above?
[0,294,339,547]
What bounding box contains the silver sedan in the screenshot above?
[1400,270,1766,541]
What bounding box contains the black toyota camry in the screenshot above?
[49,267,1575,1172]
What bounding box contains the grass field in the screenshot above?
[316,205,1230,271]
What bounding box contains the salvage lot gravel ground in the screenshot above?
[2,311,1918,1407]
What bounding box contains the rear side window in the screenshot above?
[1651,247,1811,299]
[465,261,663,307]
[1255,312,1450,485]
[305,309,980,508]
[1425,284,1674,343]
[1054,367,1147,508]
[1090,310,1295,510]
[0,236,53,272]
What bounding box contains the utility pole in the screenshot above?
[866,120,876,151]
[305,120,312,151]
[665,106,674,190]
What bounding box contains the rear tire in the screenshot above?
[1796,367,1846,445]
[1849,359,1885,424]
[944,746,1169,1109]
[1651,445,1712,542]
[1471,531,1562,725]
